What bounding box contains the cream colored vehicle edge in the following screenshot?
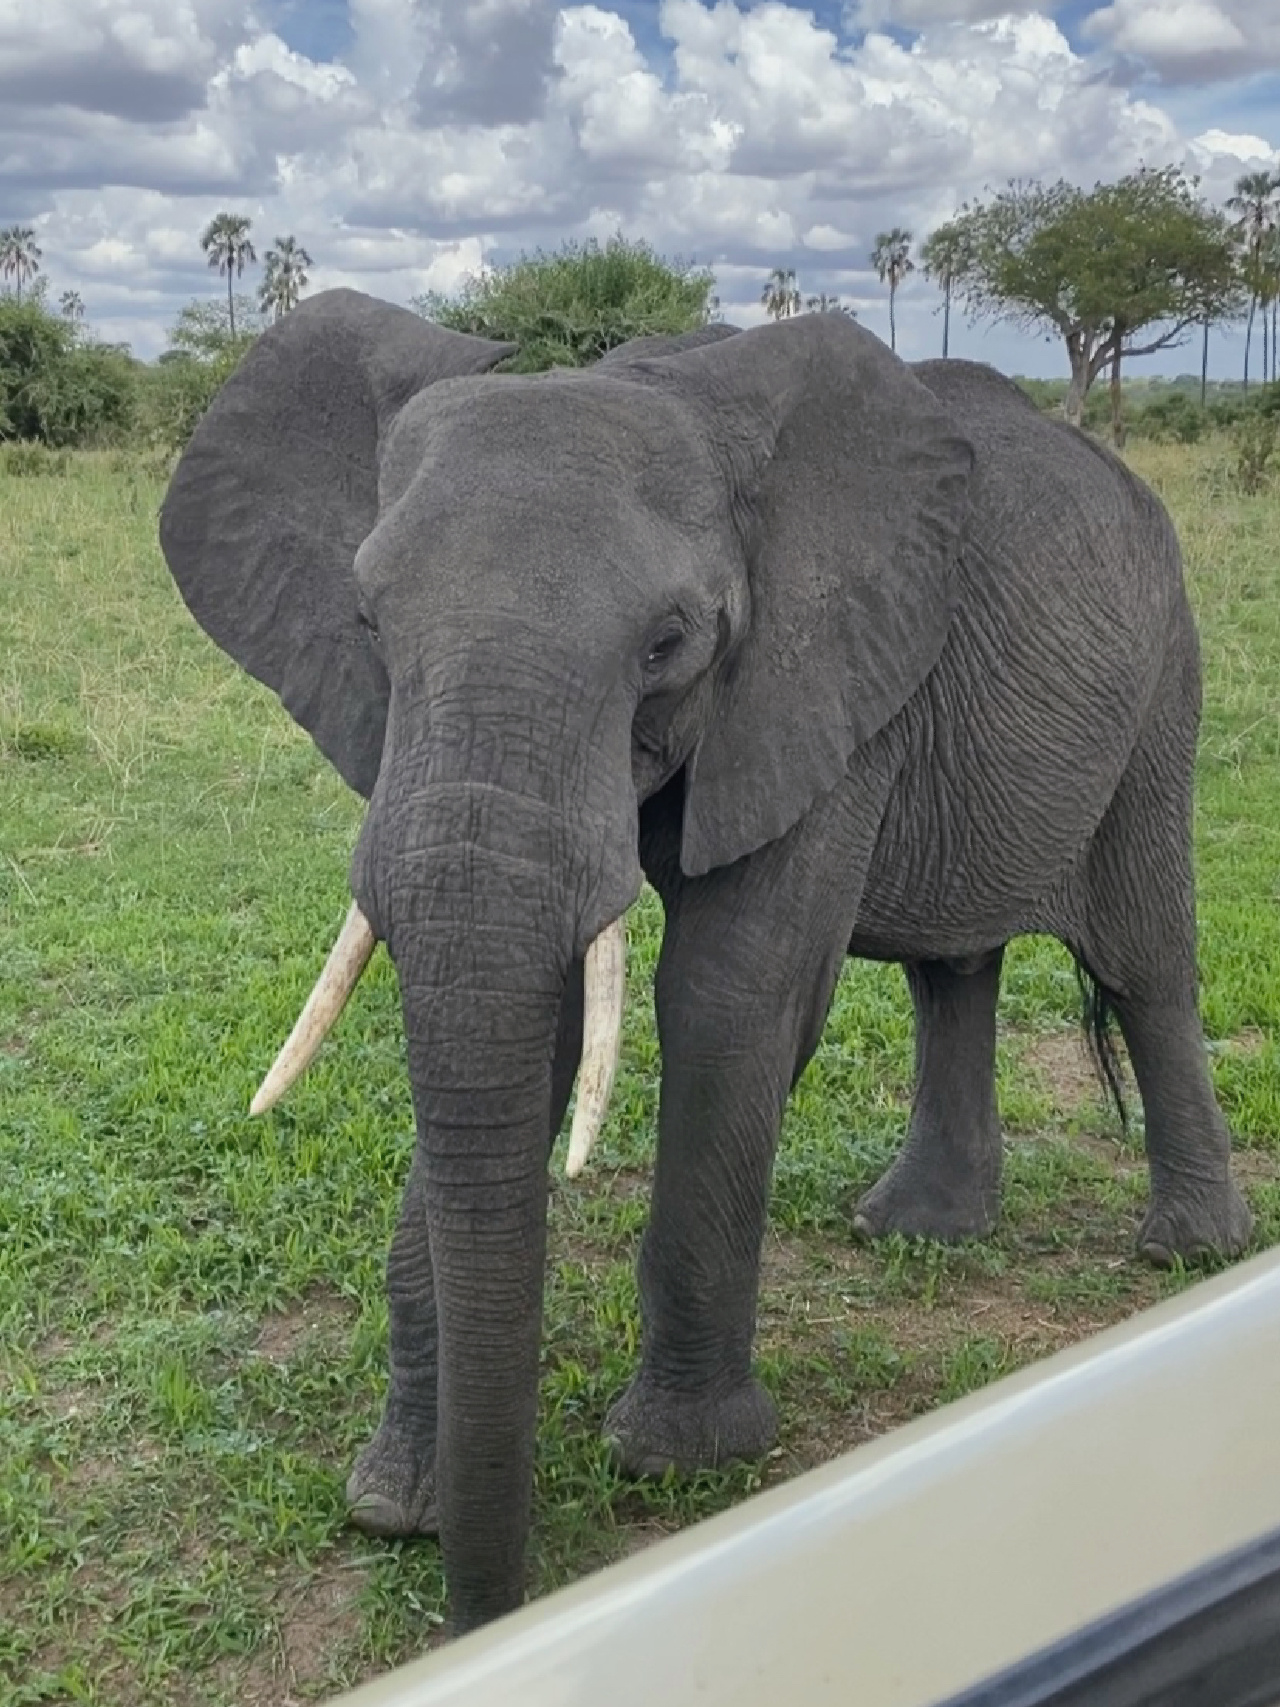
[329,1247,1280,1707]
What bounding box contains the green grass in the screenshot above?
[2,442,1278,1704]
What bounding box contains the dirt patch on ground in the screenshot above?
[1216,1027,1271,1058]
[219,1557,372,1707]
[40,1379,106,1425]
[277,1559,370,1696]
[1230,1147,1280,1187]
[1019,1029,1115,1113]
[254,1291,356,1365]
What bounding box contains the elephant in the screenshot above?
[158,289,1253,1634]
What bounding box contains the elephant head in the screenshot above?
[159,288,972,1628]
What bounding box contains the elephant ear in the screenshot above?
[638,315,974,877]
[158,289,516,798]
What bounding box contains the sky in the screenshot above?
[2,0,1278,379]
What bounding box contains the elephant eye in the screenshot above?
[645,627,683,670]
[357,600,380,642]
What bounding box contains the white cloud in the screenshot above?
[844,0,1059,25]
[0,0,249,120]
[3,0,1276,372]
[1083,0,1280,82]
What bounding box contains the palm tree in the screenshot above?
[0,226,43,301]
[761,266,801,322]
[59,290,84,322]
[1264,225,1280,392]
[919,222,969,359]
[259,234,313,320]
[200,212,257,337]
[1226,169,1280,393]
[870,228,914,353]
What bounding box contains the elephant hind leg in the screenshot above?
[1073,628,1252,1266]
[854,948,1005,1243]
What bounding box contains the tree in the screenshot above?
[1263,224,1280,391]
[200,212,257,337]
[941,168,1242,438]
[136,296,262,452]
[870,229,914,353]
[416,235,717,372]
[0,226,43,301]
[761,266,801,321]
[0,294,135,445]
[920,221,970,359]
[873,228,914,351]
[259,235,313,320]
[1225,169,1279,392]
[168,295,262,361]
[59,290,84,323]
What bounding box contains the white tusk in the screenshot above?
[564,916,627,1179]
[250,901,377,1115]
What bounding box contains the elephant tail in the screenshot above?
[1073,959,1128,1130]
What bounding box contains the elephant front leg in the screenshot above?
[347,959,584,1535]
[347,1146,441,1536]
[854,950,1005,1243]
[604,905,851,1478]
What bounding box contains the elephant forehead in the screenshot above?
[358,443,738,639]
[379,371,725,521]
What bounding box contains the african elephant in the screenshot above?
[159,289,1252,1634]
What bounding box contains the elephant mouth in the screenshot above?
[247,901,628,1178]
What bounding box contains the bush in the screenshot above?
[1130,392,1206,444]
[1233,413,1277,494]
[416,235,718,372]
[1,441,70,477]
[1013,377,1068,413]
[136,297,262,453]
[0,296,137,447]
[136,351,242,454]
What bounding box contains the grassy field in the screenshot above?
[2,441,1279,1705]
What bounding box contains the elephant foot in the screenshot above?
[603,1374,778,1477]
[1138,1176,1253,1268]
[346,1414,438,1538]
[852,1147,1000,1244]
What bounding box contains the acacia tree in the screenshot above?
[1225,169,1279,391]
[200,212,256,337]
[0,226,43,301]
[259,234,313,320]
[942,168,1242,439]
[919,221,970,358]
[761,266,801,320]
[870,228,913,351]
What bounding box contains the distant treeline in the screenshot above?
[3,233,1279,463]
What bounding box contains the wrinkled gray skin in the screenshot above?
[160,290,1252,1634]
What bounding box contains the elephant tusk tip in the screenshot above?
[248,1083,276,1117]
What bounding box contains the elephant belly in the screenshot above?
[848,597,1170,962]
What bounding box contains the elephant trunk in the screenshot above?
[389,805,567,1629]
[407,954,557,1628]
[363,720,636,1629]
